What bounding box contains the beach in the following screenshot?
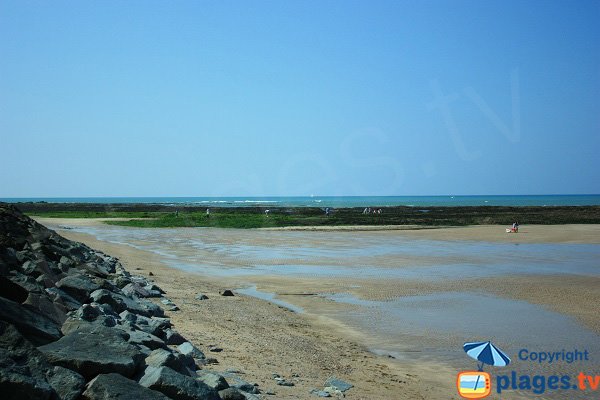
[34,218,600,399]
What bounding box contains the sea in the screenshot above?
[2,194,600,207]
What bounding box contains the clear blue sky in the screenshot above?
[1,0,598,197]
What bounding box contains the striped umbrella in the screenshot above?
[463,341,511,370]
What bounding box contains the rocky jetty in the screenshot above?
[0,204,259,399]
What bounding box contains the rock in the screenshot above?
[220,290,234,297]
[208,345,223,353]
[45,366,85,400]
[61,315,117,335]
[122,282,151,298]
[218,388,246,400]
[196,370,229,391]
[177,342,205,360]
[23,292,68,325]
[0,321,54,400]
[195,294,209,300]
[324,377,353,392]
[145,283,165,295]
[0,296,62,345]
[90,289,164,317]
[0,274,29,302]
[38,325,144,379]
[144,349,190,376]
[164,328,186,345]
[139,366,220,400]
[310,389,332,397]
[55,274,101,303]
[275,377,294,386]
[148,271,154,276]
[45,287,82,311]
[235,381,260,394]
[82,373,169,400]
[125,329,167,351]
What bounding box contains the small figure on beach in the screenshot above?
[325,207,330,216]
[363,207,368,215]
[175,209,179,217]
[515,221,519,232]
[265,209,270,217]
[206,208,210,218]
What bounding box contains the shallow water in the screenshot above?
[67,224,599,399]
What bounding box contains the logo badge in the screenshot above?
[457,371,491,399]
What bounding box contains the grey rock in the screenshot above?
[195,293,209,300]
[45,366,85,400]
[56,274,101,303]
[310,389,332,397]
[145,348,190,376]
[24,292,68,325]
[218,388,246,400]
[126,329,167,350]
[0,321,54,400]
[0,296,62,345]
[122,282,151,298]
[45,287,82,311]
[324,377,353,392]
[90,289,164,317]
[208,345,223,352]
[178,341,205,359]
[82,373,169,400]
[145,283,165,295]
[0,274,28,302]
[139,366,220,400]
[164,328,186,345]
[38,325,144,379]
[61,315,117,335]
[196,370,229,391]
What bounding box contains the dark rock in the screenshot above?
[61,315,117,335]
[56,274,101,303]
[220,290,235,297]
[122,282,151,298]
[125,329,167,351]
[139,366,219,400]
[45,287,82,311]
[148,271,154,276]
[0,296,62,345]
[164,328,186,345]
[177,341,205,360]
[145,349,187,373]
[24,292,68,325]
[208,345,223,352]
[45,366,85,400]
[0,274,28,302]
[145,283,165,295]
[196,370,229,391]
[218,388,246,400]
[82,373,169,400]
[0,321,54,400]
[195,293,209,300]
[38,325,144,379]
[90,289,164,317]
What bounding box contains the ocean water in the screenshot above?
[3,194,600,207]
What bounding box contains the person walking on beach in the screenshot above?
[206,208,210,218]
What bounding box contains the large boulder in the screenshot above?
[45,366,85,400]
[0,296,62,345]
[55,274,101,303]
[82,373,169,400]
[90,289,163,317]
[0,322,54,400]
[139,366,220,400]
[38,325,144,379]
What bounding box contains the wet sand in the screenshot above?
[35,218,600,399]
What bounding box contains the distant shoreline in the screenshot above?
[10,201,600,228]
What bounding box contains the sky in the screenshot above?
[1,0,599,197]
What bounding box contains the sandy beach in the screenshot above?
[34,218,600,399]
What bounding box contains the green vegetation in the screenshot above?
[21,204,600,229]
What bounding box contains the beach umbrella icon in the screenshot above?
[463,341,511,371]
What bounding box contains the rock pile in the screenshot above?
[0,204,259,400]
